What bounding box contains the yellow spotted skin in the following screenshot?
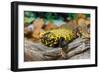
[40,28,75,48]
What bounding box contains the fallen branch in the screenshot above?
[24,37,90,61]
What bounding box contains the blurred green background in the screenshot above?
[24,11,90,26]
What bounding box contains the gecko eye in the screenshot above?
[43,32,51,39]
[40,32,50,39]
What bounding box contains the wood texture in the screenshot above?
[24,37,90,61]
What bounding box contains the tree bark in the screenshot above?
[24,37,90,61]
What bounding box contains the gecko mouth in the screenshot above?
[40,32,59,47]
